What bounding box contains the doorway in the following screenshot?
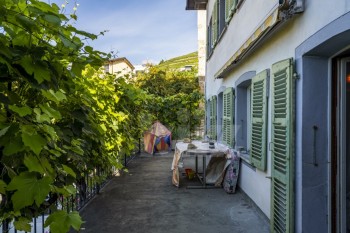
[332,57,350,232]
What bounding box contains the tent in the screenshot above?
[144,121,171,154]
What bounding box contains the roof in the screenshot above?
[186,0,207,10]
[106,57,135,70]
[147,121,171,137]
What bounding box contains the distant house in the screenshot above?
[133,64,147,75]
[178,65,194,71]
[104,57,134,78]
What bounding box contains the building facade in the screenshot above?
[104,57,134,78]
[186,0,350,232]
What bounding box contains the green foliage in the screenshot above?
[13,217,32,232]
[0,180,6,194]
[44,211,83,233]
[0,0,151,232]
[7,172,52,211]
[134,66,204,139]
[156,51,198,70]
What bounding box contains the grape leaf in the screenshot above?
[41,89,67,104]
[56,185,76,196]
[3,136,25,156]
[0,125,10,137]
[9,105,32,117]
[42,124,58,141]
[39,103,62,120]
[24,155,44,174]
[45,211,83,233]
[22,132,46,155]
[99,123,107,132]
[14,217,31,232]
[19,55,50,84]
[34,108,51,123]
[7,172,51,210]
[43,14,61,25]
[0,180,6,194]
[62,165,76,178]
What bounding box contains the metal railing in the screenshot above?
[124,138,142,167]
[1,138,143,233]
[1,167,114,233]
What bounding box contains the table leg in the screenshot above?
[203,155,206,188]
[186,153,221,189]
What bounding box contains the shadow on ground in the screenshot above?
[78,152,269,233]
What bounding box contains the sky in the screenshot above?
[49,0,198,65]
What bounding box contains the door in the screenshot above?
[338,58,350,233]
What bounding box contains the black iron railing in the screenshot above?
[124,138,142,167]
[0,167,114,233]
[1,138,142,233]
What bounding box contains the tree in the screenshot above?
[134,66,204,139]
[0,1,150,232]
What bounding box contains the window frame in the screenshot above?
[207,0,247,60]
[235,71,256,159]
[207,18,213,58]
[218,0,226,36]
[104,64,109,73]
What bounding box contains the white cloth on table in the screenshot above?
[171,141,230,187]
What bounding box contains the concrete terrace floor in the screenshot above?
[78,152,270,233]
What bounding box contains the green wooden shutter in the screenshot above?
[250,70,268,171]
[225,0,232,22]
[225,0,237,22]
[212,1,218,45]
[270,58,294,233]
[207,16,213,55]
[231,0,237,13]
[210,96,217,140]
[205,99,210,135]
[223,87,234,147]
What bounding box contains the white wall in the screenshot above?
[205,0,350,218]
[109,62,133,77]
[198,10,207,78]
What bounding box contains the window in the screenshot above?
[104,64,109,73]
[235,70,268,168]
[207,18,212,56]
[211,1,218,46]
[225,0,237,23]
[208,0,242,58]
[222,87,235,147]
[235,71,255,155]
[219,0,226,36]
[246,85,251,151]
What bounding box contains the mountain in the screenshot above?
[156,51,198,70]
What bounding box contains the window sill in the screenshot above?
[238,151,250,163]
[217,26,227,45]
[207,49,214,61]
[237,151,256,171]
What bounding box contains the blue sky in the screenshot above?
[51,0,198,65]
